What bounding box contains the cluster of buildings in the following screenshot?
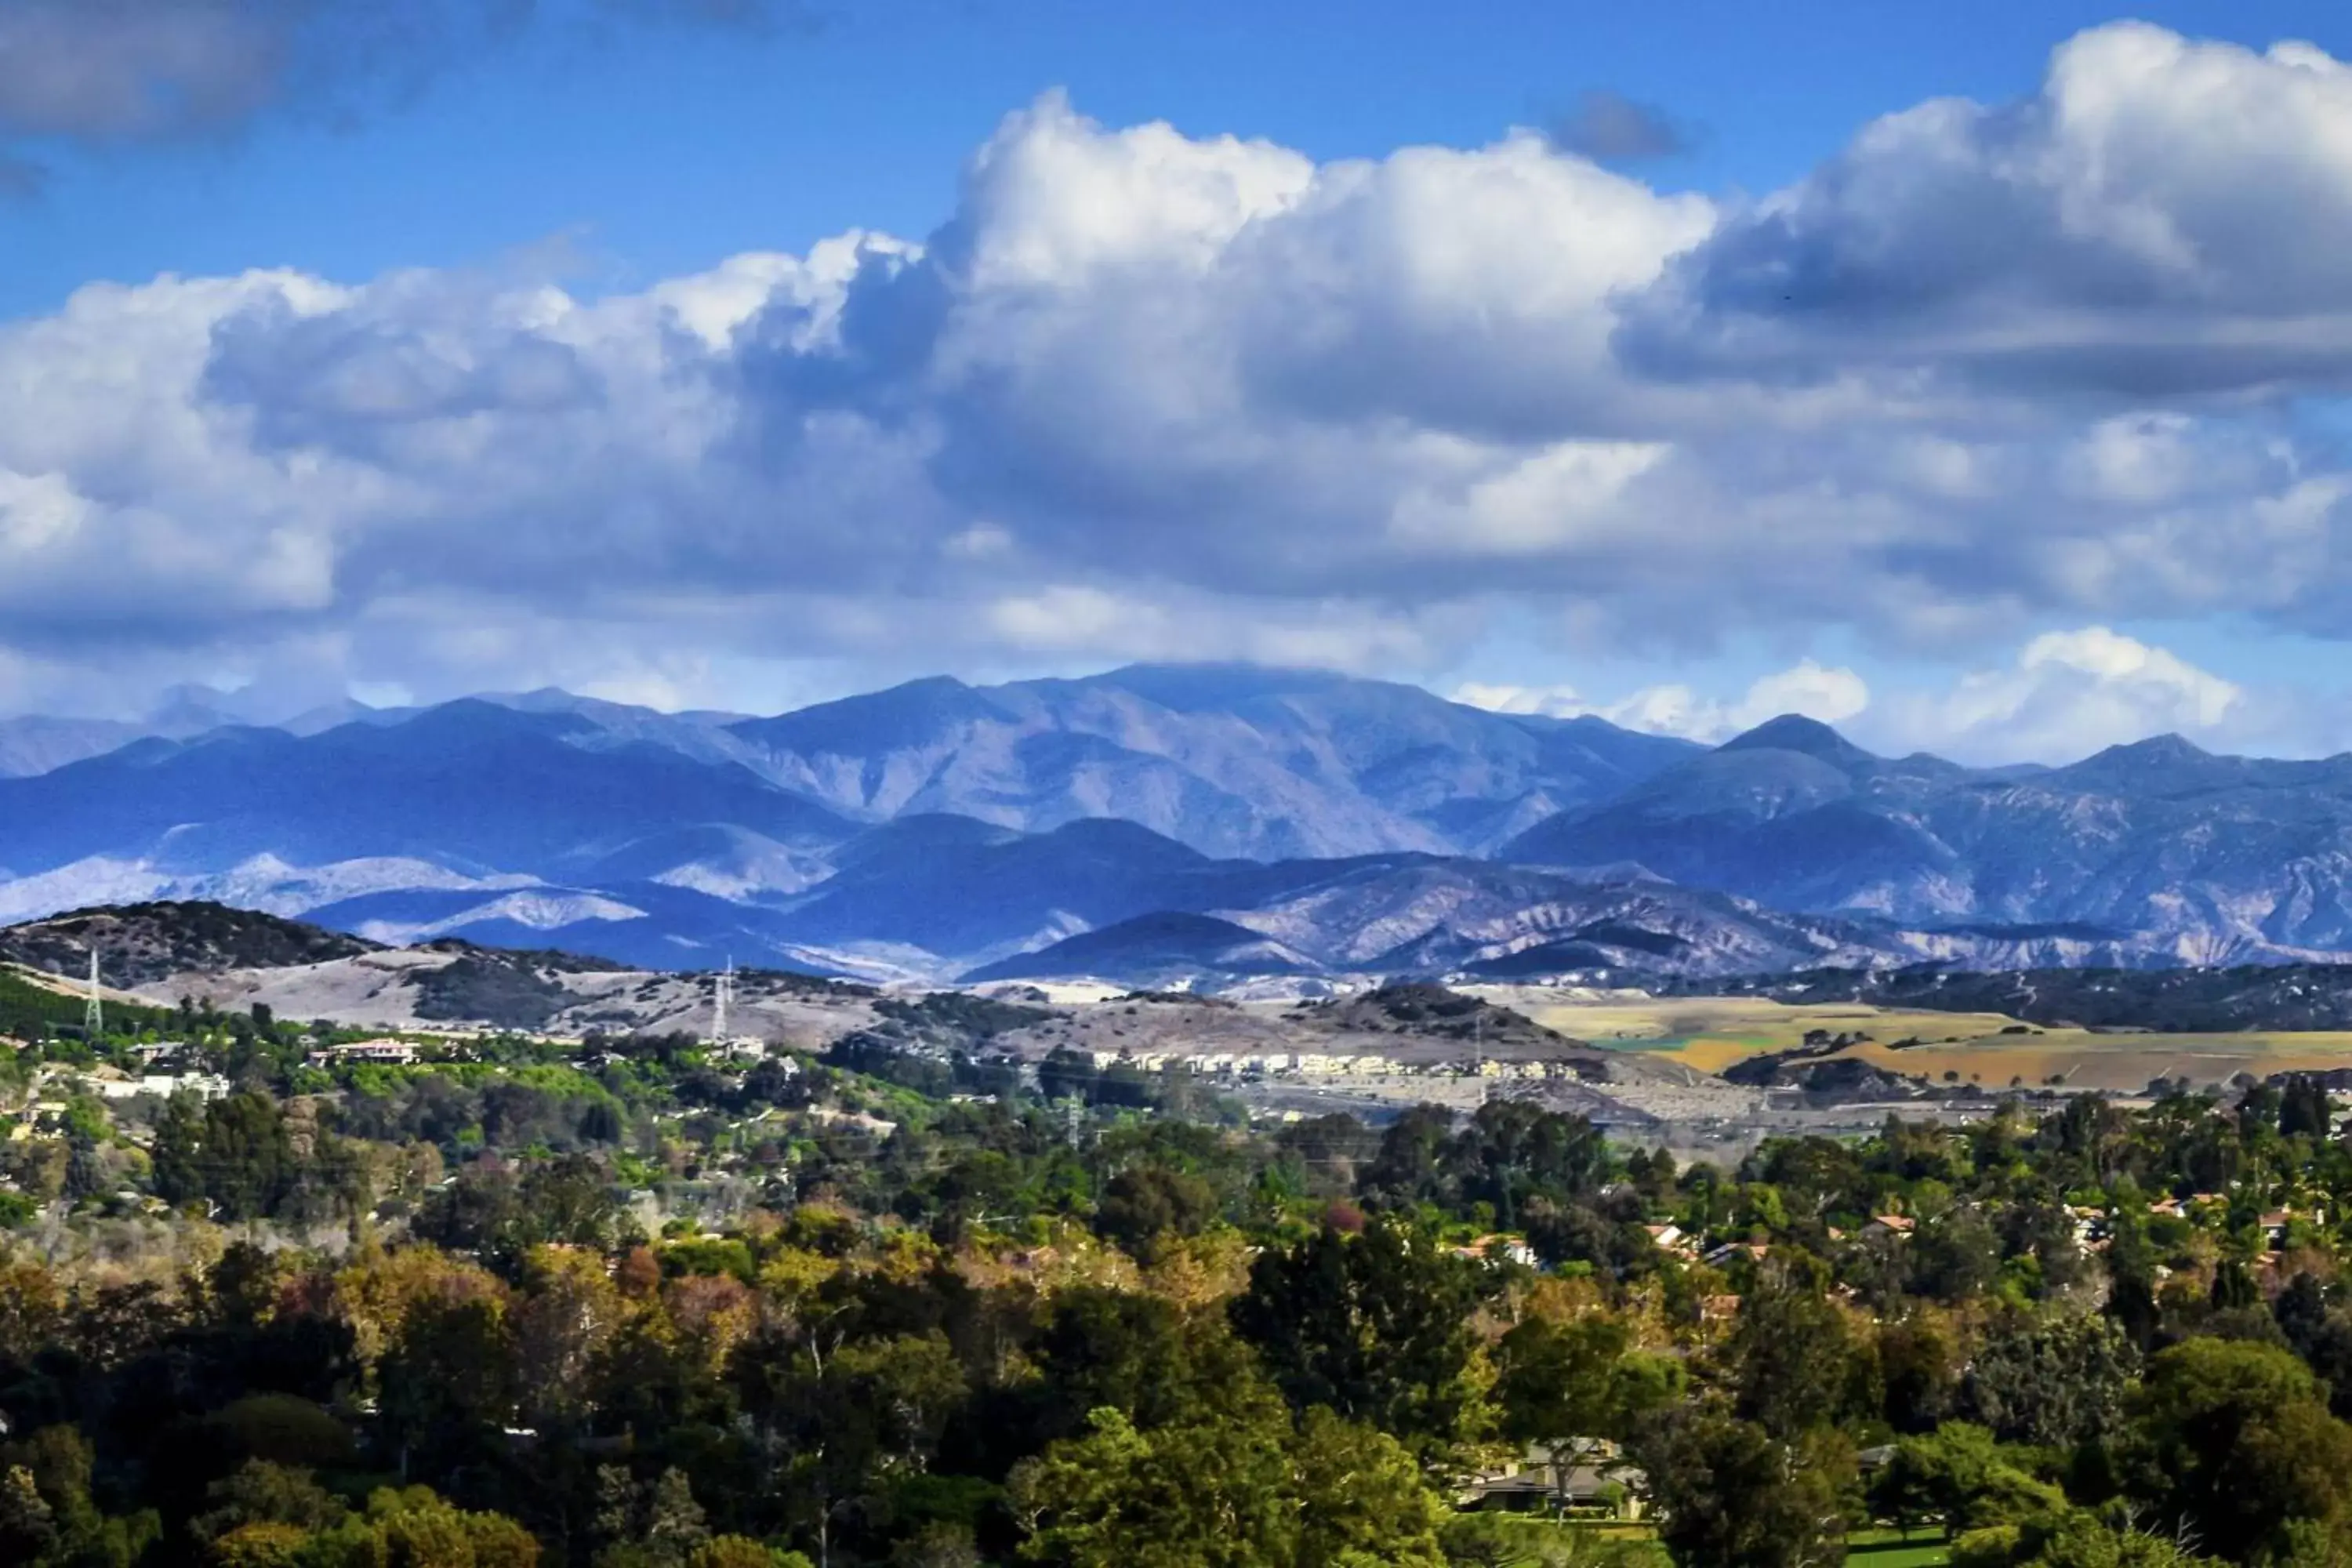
[82,1045,231,1103]
[1073,1047,1581,1081]
[87,1070,231,1102]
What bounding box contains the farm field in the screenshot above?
[1474,986,2352,1092]
[1839,1029,2352,1094]
[1477,989,2031,1067]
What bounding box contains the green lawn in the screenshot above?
[1442,1519,1944,1566]
[1849,1528,1953,1567]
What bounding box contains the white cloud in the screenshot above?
[10,34,2352,731]
[1741,662,1874,729]
[1450,630,2288,767]
[1632,22,2352,396]
[1454,659,1869,742]
[1450,681,1586,718]
[1872,626,2243,762]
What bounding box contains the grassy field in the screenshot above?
[1849,1529,1953,1566]
[1438,1520,1944,1566]
[1472,986,2352,1093]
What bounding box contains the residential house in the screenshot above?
[1459,1443,1646,1520]
[1451,1234,1540,1269]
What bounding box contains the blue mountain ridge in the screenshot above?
[3,666,2350,982]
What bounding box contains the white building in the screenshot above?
[93,1073,230,1101]
[307,1039,419,1065]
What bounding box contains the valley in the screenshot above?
[19,902,2352,1157]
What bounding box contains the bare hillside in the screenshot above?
[1,901,379,986]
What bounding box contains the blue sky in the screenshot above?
[17,0,2339,317]
[8,1,2352,762]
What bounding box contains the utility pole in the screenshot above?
[84,946,103,1040]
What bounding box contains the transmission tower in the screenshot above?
[710,956,732,1047]
[83,946,103,1040]
[1473,1008,1487,1104]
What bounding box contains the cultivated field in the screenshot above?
[1475,985,2352,1093]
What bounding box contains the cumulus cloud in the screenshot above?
[13,28,2352,735]
[1627,21,2352,397]
[1871,626,2245,762]
[1439,658,1863,738]
[1454,660,1871,742]
[1454,630,2294,765]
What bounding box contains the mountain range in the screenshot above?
[2,664,2349,986]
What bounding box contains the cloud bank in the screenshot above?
[9,23,2352,759]
[1456,627,2280,766]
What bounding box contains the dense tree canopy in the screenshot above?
[11,1000,2352,1567]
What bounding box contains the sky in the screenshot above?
[9,1,2352,764]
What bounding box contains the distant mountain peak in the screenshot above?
[1717,713,1877,766]
[2087,732,2209,765]
[728,673,1001,755]
[1083,662,1357,711]
[2054,731,2239,793]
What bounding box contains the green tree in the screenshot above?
[1013,1406,1297,1568]
[193,1460,350,1545]
[1877,1312,1962,1435]
[1871,1424,2064,1540]
[737,1330,970,1568]
[300,1485,539,1567]
[0,1465,55,1564]
[378,1296,516,1478]
[1025,1287,1277,1444]
[205,1091,296,1221]
[1011,1404,1446,1568]
[1229,1218,1487,1450]
[1093,1166,1219,1258]
[151,1086,208,1207]
[2126,1339,2352,1562]
[1290,1406,1451,1568]
[645,1468,713,1566]
[1494,1312,1682,1496]
[1963,1312,2140,1450]
[1728,1277,1869,1440]
[1635,1409,1853,1568]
